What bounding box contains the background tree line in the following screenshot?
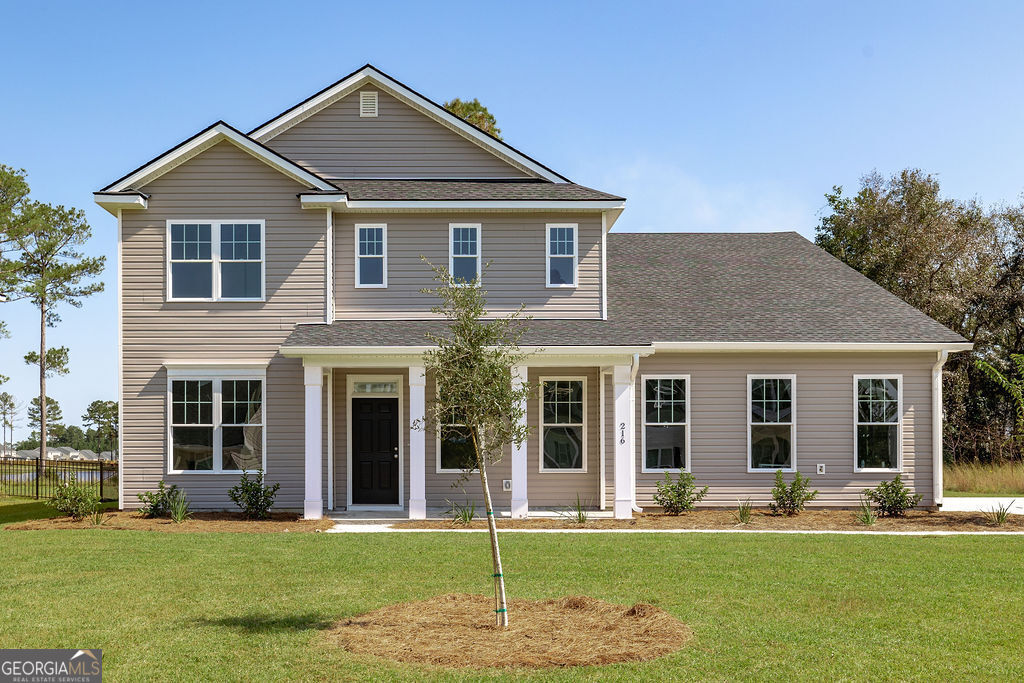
[816,169,1024,462]
[0,393,118,454]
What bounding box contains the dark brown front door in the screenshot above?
[352,397,399,505]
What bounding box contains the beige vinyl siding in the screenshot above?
[264,89,535,180]
[335,213,602,319]
[528,367,601,506]
[631,352,936,507]
[121,140,327,509]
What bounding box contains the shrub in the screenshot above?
[768,470,818,516]
[864,474,922,517]
[228,470,280,520]
[447,498,476,526]
[855,495,877,526]
[982,500,1015,527]
[557,493,590,525]
[732,498,753,525]
[138,480,180,518]
[168,488,193,523]
[653,471,709,515]
[49,474,99,520]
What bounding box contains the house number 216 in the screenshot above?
[619,422,627,445]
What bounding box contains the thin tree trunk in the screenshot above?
[39,298,47,463]
[473,432,508,628]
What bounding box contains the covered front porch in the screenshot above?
[283,345,651,521]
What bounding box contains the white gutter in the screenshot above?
[653,341,974,353]
[932,350,949,508]
[280,344,654,357]
[629,352,642,514]
[298,194,626,212]
[93,192,148,216]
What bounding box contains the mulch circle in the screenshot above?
[326,592,692,669]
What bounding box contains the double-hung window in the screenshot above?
[355,224,387,287]
[854,376,901,471]
[449,223,480,284]
[437,407,476,473]
[540,378,586,472]
[748,375,795,471]
[168,220,264,300]
[546,223,577,287]
[169,373,265,473]
[642,376,689,472]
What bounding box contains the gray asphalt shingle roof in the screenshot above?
[284,232,966,348]
[321,179,623,202]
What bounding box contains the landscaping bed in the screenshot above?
[394,508,1024,532]
[5,510,335,533]
[328,593,691,668]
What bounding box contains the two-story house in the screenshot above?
[94,65,970,520]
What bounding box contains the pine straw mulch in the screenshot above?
[394,508,1024,532]
[327,593,692,669]
[5,511,336,533]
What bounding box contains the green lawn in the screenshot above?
[0,531,1022,681]
[0,495,118,526]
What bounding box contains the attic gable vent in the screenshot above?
[359,90,378,118]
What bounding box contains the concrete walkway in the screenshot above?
[941,497,1023,514]
[326,523,1024,536]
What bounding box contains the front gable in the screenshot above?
[263,87,536,180]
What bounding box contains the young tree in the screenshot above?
[27,396,63,435]
[0,391,22,452]
[443,98,502,139]
[417,263,532,628]
[3,175,104,463]
[82,399,118,456]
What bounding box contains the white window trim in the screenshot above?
[640,374,691,474]
[545,222,578,289]
[165,368,267,475]
[853,374,904,473]
[448,223,481,286]
[538,375,588,473]
[747,374,797,473]
[345,374,404,510]
[166,219,266,302]
[354,223,387,288]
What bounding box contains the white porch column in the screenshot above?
[408,365,427,519]
[303,365,324,520]
[510,365,529,518]
[612,364,635,519]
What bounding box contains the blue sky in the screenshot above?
[1,1,1023,439]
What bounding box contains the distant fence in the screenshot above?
[0,458,118,502]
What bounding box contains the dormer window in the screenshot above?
[168,220,264,301]
[359,91,378,117]
[546,223,577,288]
[449,223,480,284]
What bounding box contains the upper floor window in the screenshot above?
[854,376,902,471]
[449,223,480,284]
[168,220,264,301]
[546,223,577,287]
[748,375,795,471]
[355,224,387,288]
[642,376,689,472]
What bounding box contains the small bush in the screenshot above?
[864,474,922,517]
[138,481,180,518]
[732,498,753,525]
[983,500,1015,527]
[653,471,709,515]
[768,470,818,516]
[168,488,193,524]
[557,493,590,525]
[855,495,877,526]
[228,470,280,520]
[447,498,476,526]
[49,474,99,520]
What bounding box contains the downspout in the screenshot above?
[932,350,949,508]
[630,352,642,513]
[327,368,334,510]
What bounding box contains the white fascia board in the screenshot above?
[104,124,336,193]
[93,193,148,216]
[651,341,974,353]
[298,194,625,212]
[250,67,567,183]
[280,343,654,358]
